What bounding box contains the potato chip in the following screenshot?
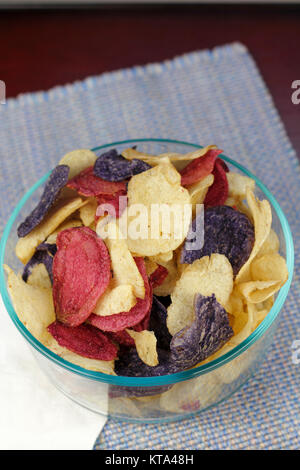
[46,218,83,244]
[67,166,126,197]
[126,329,158,366]
[187,174,214,212]
[17,165,70,238]
[153,256,179,297]
[227,172,255,200]
[167,254,233,335]
[26,263,52,289]
[121,145,217,164]
[94,148,151,181]
[204,158,229,207]
[257,228,280,256]
[4,265,55,345]
[150,251,174,263]
[170,294,233,368]
[89,257,151,332]
[97,221,145,299]
[79,197,98,226]
[93,284,137,317]
[16,197,86,264]
[122,162,191,256]
[225,286,244,315]
[180,149,222,186]
[237,252,288,303]
[48,338,115,374]
[53,227,111,326]
[235,188,272,283]
[48,321,118,360]
[149,265,168,288]
[144,258,158,277]
[59,149,97,179]
[237,280,281,304]
[149,296,172,351]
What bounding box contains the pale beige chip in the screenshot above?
[237,252,288,303]
[257,228,280,256]
[48,339,115,374]
[27,263,51,289]
[150,250,174,264]
[144,258,158,277]
[187,174,214,213]
[225,286,244,315]
[126,330,158,367]
[16,197,86,264]
[153,255,179,297]
[97,221,145,299]
[46,218,83,244]
[59,149,97,179]
[121,145,217,164]
[4,265,55,345]
[235,189,272,283]
[237,279,280,303]
[227,172,255,200]
[94,284,137,317]
[167,254,233,335]
[121,162,191,256]
[79,197,98,226]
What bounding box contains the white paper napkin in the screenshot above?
[0,297,107,450]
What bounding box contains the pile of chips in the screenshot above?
[5,145,288,381]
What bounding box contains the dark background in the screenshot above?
[1,5,299,155]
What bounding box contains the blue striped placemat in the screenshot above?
[0,42,299,450]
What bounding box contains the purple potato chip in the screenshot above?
[149,296,172,351]
[115,348,181,377]
[170,294,233,369]
[22,243,57,284]
[181,205,254,275]
[94,149,151,182]
[17,165,69,237]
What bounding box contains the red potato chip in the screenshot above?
[109,329,135,347]
[89,257,152,332]
[180,149,223,186]
[53,227,111,327]
[204,158,229,207]
[67,166,126,197]
[96,190,127,220]
[149,265,169,289]
[48,321,118,360]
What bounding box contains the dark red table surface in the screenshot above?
[1,5,300,157]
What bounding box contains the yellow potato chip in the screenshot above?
[237,279,280,304]
[231,311,249,336]
[27,263,51,289]
[122,162,191,256]
[153,255,179,297]
[235,189,272,283]
[227,172,255,200]
[49,339,115,374]
[94,284,137,317]
[59,149,97,179]
[79,197,98,226]
[126,330,158,366]
[225,286,245,315]
[257,228,280,256]
[121,145,217,164]
[16,197,86,264]
[4,265,55,345]
[144,258,158,277]
[167,254,233,335]
[251,253,288,284]
[150,250,174,263]
[46,218,83,244]
[187,173,214,211]
[98,221,145,299]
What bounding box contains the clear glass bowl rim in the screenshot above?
[0,138,294,387]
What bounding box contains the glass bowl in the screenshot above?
[0,139,294,423]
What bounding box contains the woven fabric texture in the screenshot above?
[0,42,299,450]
